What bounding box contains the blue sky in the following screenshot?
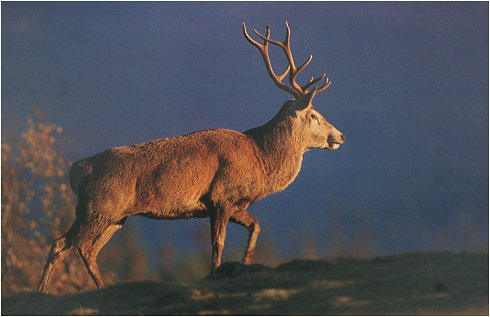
[2,2,488,261]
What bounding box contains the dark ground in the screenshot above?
[2,252,488,315]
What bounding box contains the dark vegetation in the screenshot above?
[3,252,488,315]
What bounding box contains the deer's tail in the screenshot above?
[69,160,92,196]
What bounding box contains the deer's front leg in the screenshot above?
[230,209,260,265]
[209,209,231,272]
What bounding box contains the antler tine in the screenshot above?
[302,73,326,91]
[282,21,296,69]
[243,22,298,97]
[290,55,313,91]
[284,21,291,44]
[264,25,290,82]
[316,77,332,93]
[253,29,286,49]
[282,21,302,92]
[242,22,263,48]
[278,65,290,81]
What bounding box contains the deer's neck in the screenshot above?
[245,117,304,194]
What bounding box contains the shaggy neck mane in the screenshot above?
[244,109,305,193]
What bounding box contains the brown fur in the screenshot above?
[38,24,345,293]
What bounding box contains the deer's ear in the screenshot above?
[294,87,317,111]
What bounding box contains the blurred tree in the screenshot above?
[1,110,151,295]
[1,109,94,295]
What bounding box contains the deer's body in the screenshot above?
[71,123,299,223]
[71,129,266,221]
[38,23,345,293]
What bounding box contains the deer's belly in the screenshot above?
[138,207,210,220]
[135,197,210,220]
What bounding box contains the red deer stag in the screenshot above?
[38,22,345,293]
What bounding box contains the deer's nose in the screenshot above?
[340,133,345,141]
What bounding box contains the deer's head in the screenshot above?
[243,22,345,151]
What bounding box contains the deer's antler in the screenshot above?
[243,22,331,98]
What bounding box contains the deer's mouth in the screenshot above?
[326,142,341,150]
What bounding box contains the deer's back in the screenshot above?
[70,129,267,220]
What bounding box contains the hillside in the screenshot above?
[2,252,488,315]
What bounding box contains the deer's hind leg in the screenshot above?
[77,218,126,289]
[38,219,81,293]
[230,210,261,265]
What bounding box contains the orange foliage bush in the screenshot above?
[1,110,94,295]
[2,110,158,295]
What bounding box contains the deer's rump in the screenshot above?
[69,129,265,220]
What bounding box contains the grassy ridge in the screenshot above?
[2,252,488,315]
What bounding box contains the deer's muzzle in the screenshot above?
[326,133,345,150]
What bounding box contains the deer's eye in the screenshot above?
[310,113,318,120]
